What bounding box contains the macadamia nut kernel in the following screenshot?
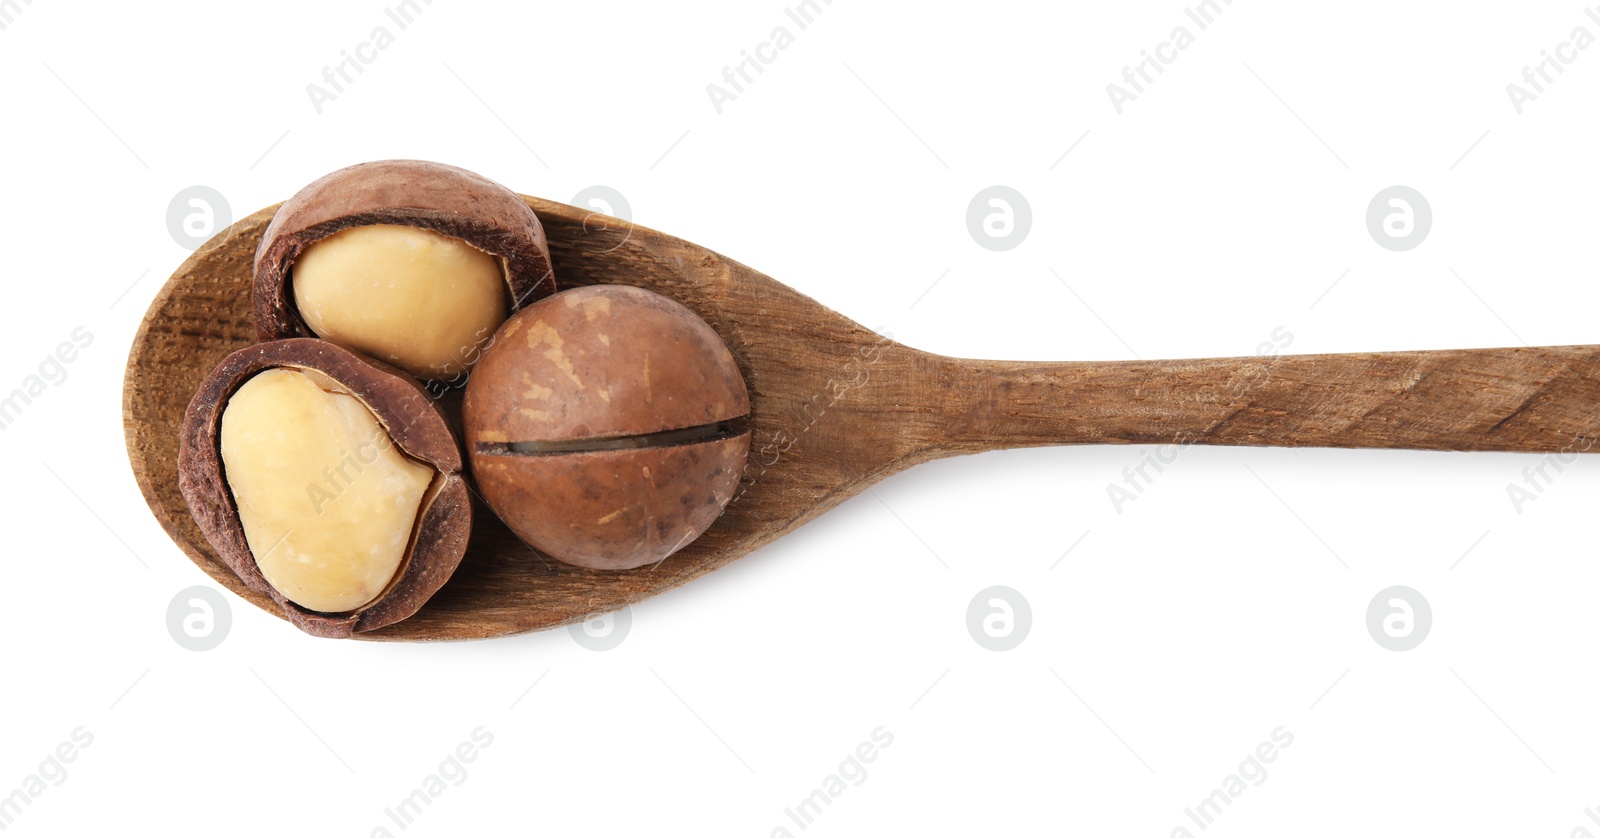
[293,225,508,380]
[253,160,557,385]
[220,368,434,613]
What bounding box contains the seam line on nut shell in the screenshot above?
[477,421,747,456]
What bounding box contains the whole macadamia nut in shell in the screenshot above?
[463,285,751,570]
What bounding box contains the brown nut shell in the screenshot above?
[471,437,750,571]
[253,159,555,348]
[177,338,471,638]
[463,285,751,570]
[465,285,749,443]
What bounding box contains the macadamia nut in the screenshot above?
[463,285,751,570]
[292,225,508,380]
[220,367,435,613]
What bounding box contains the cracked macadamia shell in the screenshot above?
[177,339,471,638]
[252,160,556,379]
[463,285,751,571]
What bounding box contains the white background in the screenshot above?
[2,1,1598,835]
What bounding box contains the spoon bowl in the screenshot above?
[125,197,1600,639]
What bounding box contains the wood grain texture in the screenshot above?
[124,197,1600,640]
[935,348,1600,454]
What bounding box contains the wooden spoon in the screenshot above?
[124,197,1600,640]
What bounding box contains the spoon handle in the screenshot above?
[932,345,1600,454]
